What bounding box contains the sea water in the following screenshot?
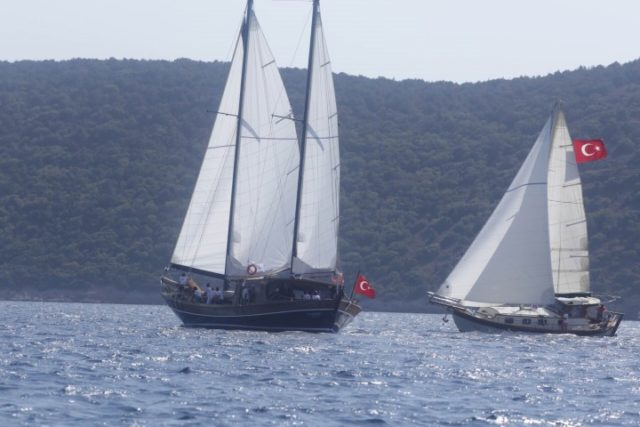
[1,301,638,426]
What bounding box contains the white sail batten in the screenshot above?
[292,11,340,276]
[547,111,590,295]
[438,116,557,306]
[226,11,300,277]
[170,35,244,275]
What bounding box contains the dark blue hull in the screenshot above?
[162,295,361,333]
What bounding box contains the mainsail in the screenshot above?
[171,5,299,278]
[547,110,590,295]
[292,3,341,276]
[438,111,561,306]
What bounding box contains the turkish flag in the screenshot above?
[354,274,376,299]
[573,139,607,163]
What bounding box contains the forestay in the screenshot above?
[293,9,340,276]
[438,114,558,306]
[170,34,243,276]
[547,111,590,295]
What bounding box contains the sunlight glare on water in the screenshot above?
[1,301,639,425]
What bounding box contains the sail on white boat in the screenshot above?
[430,104,623,336]
[162,0,361,332]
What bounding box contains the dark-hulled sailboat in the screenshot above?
[161,0,361,332]
[429,104,623,336]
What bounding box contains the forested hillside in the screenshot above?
[0,59,638,313]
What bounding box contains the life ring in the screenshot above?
[246,264,258,275]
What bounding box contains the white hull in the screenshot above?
[450,307,622,336]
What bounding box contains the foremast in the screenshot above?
[224,0,254,281]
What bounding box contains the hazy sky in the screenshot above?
[1,0,638,83]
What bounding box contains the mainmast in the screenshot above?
[291,0,320,267]
[225,0,254,278]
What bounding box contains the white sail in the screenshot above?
[547,111,590,295]
[292,9,340,276]
[170,34,244,275]
[438,114,557,306]
[226,11,300,277]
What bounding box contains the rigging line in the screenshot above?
[288,6,314,68]
[207,110,238,117]
[225,21,244,62]
[273,113,303,123]
[241,136,299,141]
[505,182,546,193]
[264,4,313,130]
[310,135,339,140]
[547,198,582,205]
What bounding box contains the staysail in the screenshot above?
[226,10,300,277]
[438,112,558,306]
[547,110,590,295]
[292,2,341,276]
[171,5,299,278]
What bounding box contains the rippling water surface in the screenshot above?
[1,301,639,426]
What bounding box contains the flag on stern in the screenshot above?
[354,273,376,299]
[573,139,607,163]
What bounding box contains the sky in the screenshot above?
[1,0,639,83]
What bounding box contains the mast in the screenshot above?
[225,0,253,278]
[291,0,320,267]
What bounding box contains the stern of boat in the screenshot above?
[603,311,624,336]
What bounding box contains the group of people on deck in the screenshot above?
[303,290,322,301]
[178,273,225,304]
[176,272,343,305]
[558,303,608,332]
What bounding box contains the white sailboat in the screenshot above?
[161,0,360,332]
[429,104,623,336]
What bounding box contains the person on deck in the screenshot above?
[241,286,250,305]
[597,304,606,322]
[178,273,188,288]
[214,287,223,303]
[560,313,569,332]
[206,283,215,304]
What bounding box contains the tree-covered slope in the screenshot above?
[0,59,638,313]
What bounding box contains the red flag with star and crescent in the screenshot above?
[354,274,376,299]
[573,139,607,163]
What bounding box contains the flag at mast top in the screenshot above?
[573,139,607,163]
